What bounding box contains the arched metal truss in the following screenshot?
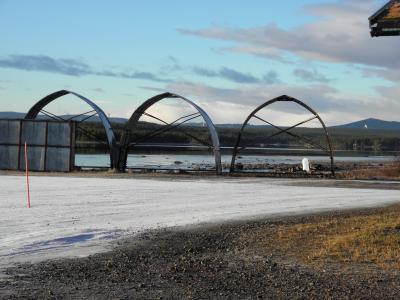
[230,95,335,176]
[25,90,119,168]
[118,92,222,174]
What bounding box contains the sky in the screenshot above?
[0,0,398,126]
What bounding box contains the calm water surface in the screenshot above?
[75,153,395,169]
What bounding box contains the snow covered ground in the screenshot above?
[0,175,399,269]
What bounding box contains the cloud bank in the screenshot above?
[192,66,279,84]
[0,55,171,83]
[171,0,400,124]
[179,1,400,69]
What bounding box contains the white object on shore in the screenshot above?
[302,158,310,173]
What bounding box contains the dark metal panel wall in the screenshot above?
[19,146,45,171]
[0,120,20,169]
[0,146,19,169]
[46,148,71,171]
[0,120,20,144]
[0,119,74,172]
[47,122,71,146]
[20,121,46,145]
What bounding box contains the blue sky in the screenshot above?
[0,0,398,125]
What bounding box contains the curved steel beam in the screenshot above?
[230,95,335,175]
[119,92,222,174]
[25,90,118,168]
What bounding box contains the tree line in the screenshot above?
[75,121,400,153]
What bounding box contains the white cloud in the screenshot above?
[180,1,400,69]
[174,0,400,124]
[153,81,400,125]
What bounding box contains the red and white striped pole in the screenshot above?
[24,142,31,208]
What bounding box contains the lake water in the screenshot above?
[75,153,396,170]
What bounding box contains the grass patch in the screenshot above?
[339,159,400,180]
[242,205,400,270]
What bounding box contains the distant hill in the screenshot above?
[216,124,245,129]
[334,118,400,130]
[216,124,271,129]
[217,119,400,130]
[1,112,399,130]
[0,112,26,119]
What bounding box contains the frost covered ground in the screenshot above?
[0,175,399,269]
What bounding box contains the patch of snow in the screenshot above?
[0,175,399,268]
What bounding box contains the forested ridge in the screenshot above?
[75,121,400,152]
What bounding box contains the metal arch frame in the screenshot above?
[230,95,335,176]
[118,92,222,174]
[25,90,119,169]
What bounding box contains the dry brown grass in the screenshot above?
[241,205,400,271]
[339,159,400,180]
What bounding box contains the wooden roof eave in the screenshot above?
[369,0,396,26]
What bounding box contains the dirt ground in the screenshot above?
[1,204,400,299]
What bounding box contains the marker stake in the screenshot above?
[24,142,31,208]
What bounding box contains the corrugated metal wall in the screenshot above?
[0,119,75,172]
